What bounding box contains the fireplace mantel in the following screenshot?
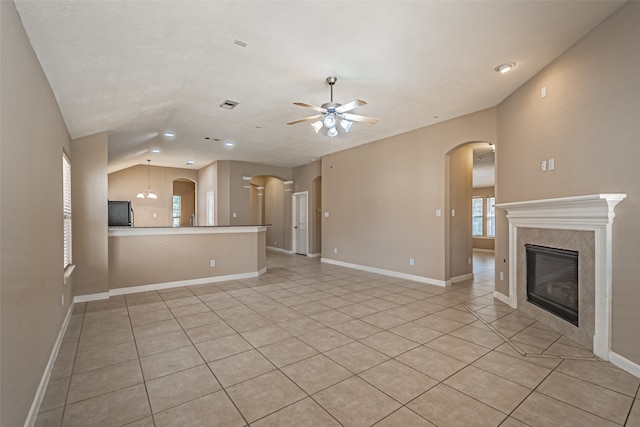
[496,193,626,360]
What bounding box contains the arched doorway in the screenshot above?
[248,176,292,252]
[445,141,495,282]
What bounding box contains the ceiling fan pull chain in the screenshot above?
[330,136,334,168]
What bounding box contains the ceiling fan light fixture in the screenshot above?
[339,119,352,132]
[323,114,336,129]
[311,121,323,133]
[327,127,338,137]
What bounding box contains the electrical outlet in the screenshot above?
[333,248,338,254]
[541,160,547,172]
[61,294,64,306]
[210,259,216,268]
[468,257,471,265]
[409,258,415,266]
[500,272,504,281]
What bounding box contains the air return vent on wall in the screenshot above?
[220,100,239,109]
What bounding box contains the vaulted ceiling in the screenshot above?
[15,1,623,173]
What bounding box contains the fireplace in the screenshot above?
[525,244,578,326]
[496,193,626,361]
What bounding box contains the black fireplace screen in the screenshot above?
[525,244,579,326]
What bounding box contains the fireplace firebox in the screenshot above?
[525,244,579,326]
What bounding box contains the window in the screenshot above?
[472,197,483,236]
[63,153,72,268]
[172,195,181,227]
[487,196,496,237]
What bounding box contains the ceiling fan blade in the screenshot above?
[342,113,379,124]
[293,102,326,114]
[287,115,322,125]
[335,99,367,113]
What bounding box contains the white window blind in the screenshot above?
[472,197,483,236]
[487,196,496,237]
[63,153,72,268]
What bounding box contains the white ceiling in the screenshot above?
[15,1,623,173]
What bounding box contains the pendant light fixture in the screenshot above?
[137,159,158,199]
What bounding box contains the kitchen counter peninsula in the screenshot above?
[107,225,268,294]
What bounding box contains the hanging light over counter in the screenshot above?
[137,159,158,199]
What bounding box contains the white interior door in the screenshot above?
[294,192,308,255]
[206,190,215,225]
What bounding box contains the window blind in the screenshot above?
[63,154,72,268]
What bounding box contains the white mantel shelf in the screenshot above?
[496,194,627,229]
[495,193,626,362]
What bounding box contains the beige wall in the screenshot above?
[108,165,198,227]
[322,108,496,282]
[109,230,265,289]
[264,177,286,249]
[293,161,323,255]
[472,186,495,251]
[72,133,109,296]
[446,145,473,279]
[197,161,218,225]
[0,2,73,425]
[495,2,640,365]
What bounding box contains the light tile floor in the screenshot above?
[36,252,640,426]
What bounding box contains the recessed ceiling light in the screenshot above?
[224,140,235,148]
[163,131,175,138]
[151,148,160,154]
[186,160,194,165]
[495,62,516,74]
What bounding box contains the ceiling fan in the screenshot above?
[287,76,379,137]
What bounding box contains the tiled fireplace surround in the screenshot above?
[496,194,626,364]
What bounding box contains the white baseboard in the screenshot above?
[74,268,267,303]
[307,253,321,258]
[609,351,640,379]
[73,291,109,303]
[473,249,495,253]
[321,258,448,287]
[25,304,74,427]
[493,290,517,308]
[449,273,474,284]
[266,246,293,254]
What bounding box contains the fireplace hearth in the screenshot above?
[526,244,578,326]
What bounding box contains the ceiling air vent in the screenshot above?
[220,100,239,110]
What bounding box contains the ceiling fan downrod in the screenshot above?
[327,76,337,102]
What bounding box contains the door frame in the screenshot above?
[292,191,309,256]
